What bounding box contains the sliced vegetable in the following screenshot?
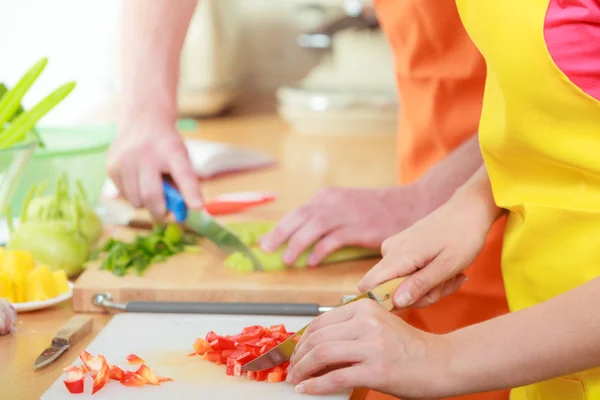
[191,324,294,383]
[62,350,172,395]
[93,223,198,277]
[125,354,144,365]
[91,356,110,394]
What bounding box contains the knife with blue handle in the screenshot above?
[162,181,265,271]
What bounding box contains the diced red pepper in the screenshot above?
[225,364,234,376]
[80,350,104,373]
[109,364,125,381]
[92,355,110,394]
[193,338,212,355]
[209,337,236,351]
[187,352,197,357]
[234,351,256,365]
[256,370,269,382]
[267,370,285,382]
[247,371,257,380]
[120,371,148,387]
[240,325,266,341]
[268,324,287,334]
[63,365,87,374]
[233,362,243,377]
[205,331,218,342]
[63,369,85,394]
[158,376,174,383]
[125,354,145,365]
[135,364,160,385]
[203,351,222,364]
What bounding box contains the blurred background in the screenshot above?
[0,0,398,132]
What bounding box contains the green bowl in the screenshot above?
[9,124,115,217]
[0,141,37,218]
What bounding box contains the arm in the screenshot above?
[441,277,600,395]
[403,133,485,216]
[119,0,198,126]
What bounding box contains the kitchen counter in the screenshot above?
[0,94,397,400]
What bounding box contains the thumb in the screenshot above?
[392,252,457,308]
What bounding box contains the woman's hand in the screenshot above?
[287,298,451,399]
[359,166,502,308]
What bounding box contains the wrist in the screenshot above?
[449,175,502,230]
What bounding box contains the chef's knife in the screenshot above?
[162,181,265,271]
[92,292,334,316]
[34,315,93,370]
[241,276,405,371]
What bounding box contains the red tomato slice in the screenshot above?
[135,364,160,385]
[109,364,125,381]
[121,371,148,387]
[125,353,145,365]
[193,338,212,355]
[92,356,110,394]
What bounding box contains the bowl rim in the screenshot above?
[30,124,114,159]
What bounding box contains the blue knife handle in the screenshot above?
[162,181,188,222]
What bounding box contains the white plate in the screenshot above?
[12,282,73,312]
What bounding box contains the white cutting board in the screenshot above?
[41,313,351,400]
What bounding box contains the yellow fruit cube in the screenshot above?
[0,270,14,302]
[26,265,58,302]
[52,270,70,294]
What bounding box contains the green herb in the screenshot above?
[93,223,199,277]
[0,57,75,150]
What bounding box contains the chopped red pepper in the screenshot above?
[125,353,145,365]
[109,364,125,381]
[158,376,174,383]
[247,371,257,380]
[92,356,110,394]
[63,369,85,394]
[205,331,218,342]
[187,352,197,357]
[209,337,236,351]
[135,364,160,385]
[121,371,148,387]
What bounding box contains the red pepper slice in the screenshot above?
[135,364,160,385]
[256,370,269,382]
[125,354,145,365]
[158,376,174,383]
[247,370,257,380]
[205,331,218,342]
[268,324,287,334]
[240,325,265,341]
[234,351,257,365]
[209,337,236,351]
[267,370,285,382]
[63,369,85,394]
[109,364,125,381]
[120,371,148,387]
[193,338,212,355]
[63,365,87,374]
[233,362,243,377]
[80,350,104,372]
[92,355,110,394]
[203,351,222,364]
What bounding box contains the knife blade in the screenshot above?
[34,315,93,370]
[241,276,405,372]
[162,181,265,271]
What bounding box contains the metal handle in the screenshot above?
[92,293,332,316]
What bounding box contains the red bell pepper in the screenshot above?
[109,364,125,381]
[63,369,85,394]
[135,364,160,385]
[120,371,148,387]
[125,353,145,365]
[193,338,212,355]
[92,356,110,394]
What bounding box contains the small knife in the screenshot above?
[241,276,405,372]
[34,315,93,370]
[162,181,266,271]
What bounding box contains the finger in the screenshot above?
[168,151,203,208]
[357,244,432,294]
[288,341,367,385]
[280,216,339,266]
[294,365,371,395]
[392,251,458,308]
[308,228,374,267]
[410,273,468,308]
[120,158,142,208]
[258,207,309,253]
[290,318,362,367]
[139,161,167,221]
[294,299,367,352]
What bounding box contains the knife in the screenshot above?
[241,276,405,371]
[162,181,266,271]
[91,292,334,316]
[34,315,93,370]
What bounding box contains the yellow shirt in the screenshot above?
[456,0,600,398]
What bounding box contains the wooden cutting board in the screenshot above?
[41,313,353,400]
[73,225,378,313]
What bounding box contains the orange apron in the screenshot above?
[360,1,510,399]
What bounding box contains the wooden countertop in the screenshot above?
[0,94,397,400]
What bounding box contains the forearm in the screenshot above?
[119,0,198,124]
[440,277,600,396]
[415,134,485,213]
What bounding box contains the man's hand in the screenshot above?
[258,185,425,267]
[107,117,202,220]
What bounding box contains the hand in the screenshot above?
[258,185,428,267]
[358,183,500,308]
[287,299,451,399]
[107,115,203,220]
